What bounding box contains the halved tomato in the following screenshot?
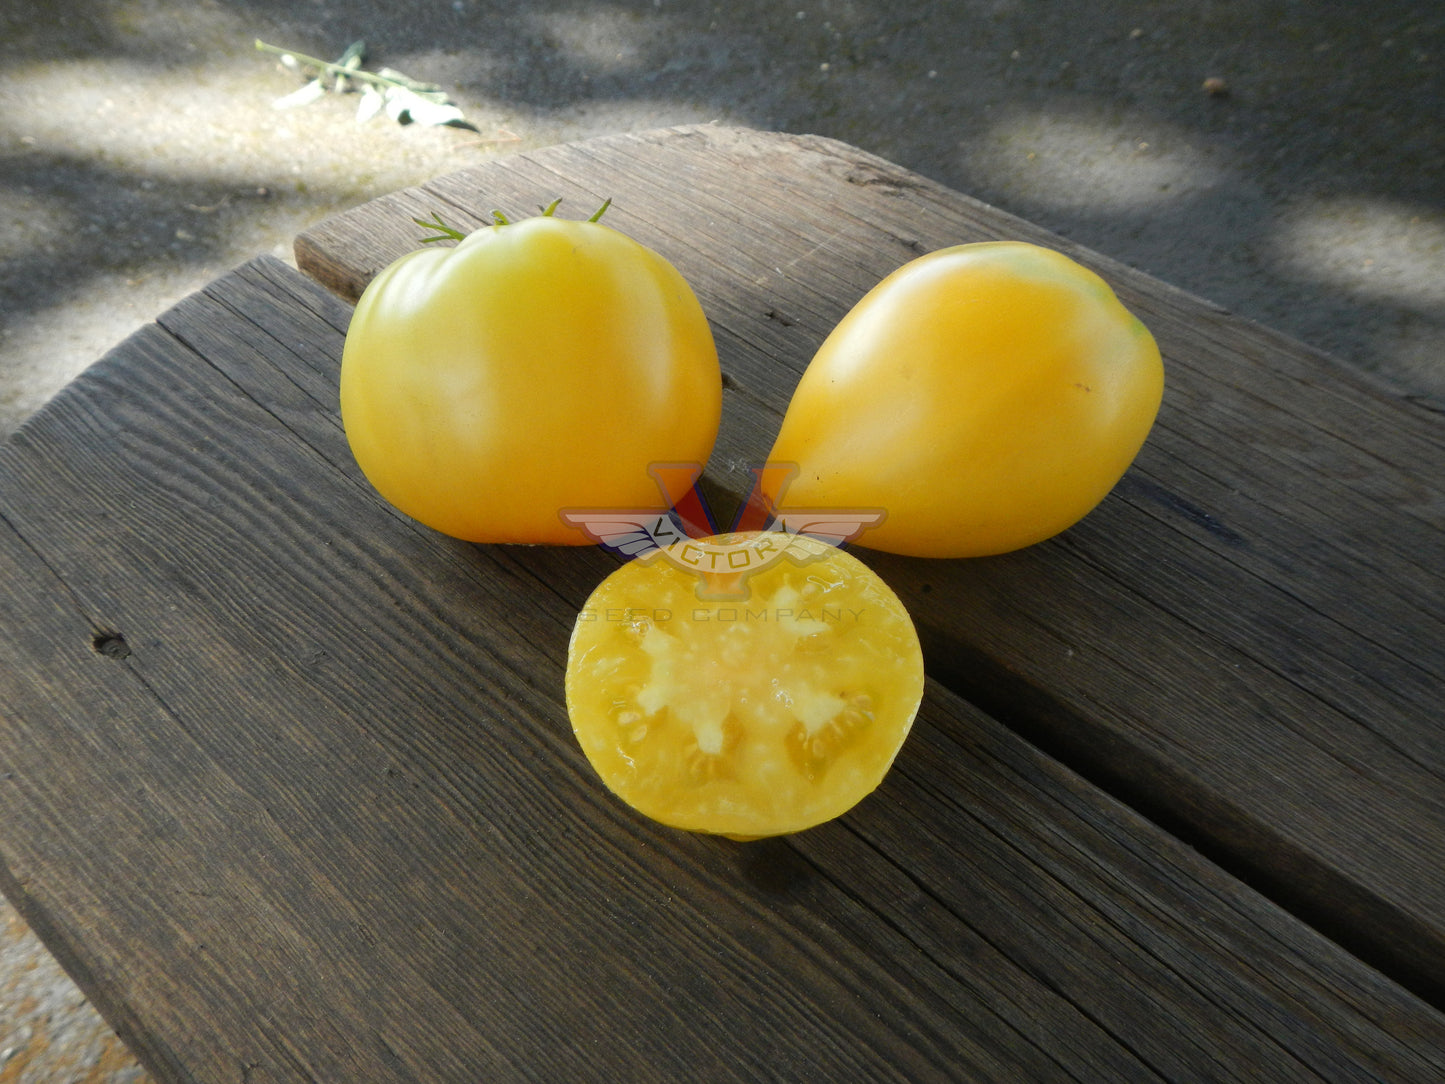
[565,532,924,839]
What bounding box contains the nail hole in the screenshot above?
[91,632,131,660]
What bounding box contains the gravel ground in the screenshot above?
[1,0,1441,1078]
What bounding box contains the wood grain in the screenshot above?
[298,125,1445,1002]
[0,129,1441,1081]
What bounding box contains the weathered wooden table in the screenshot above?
[2,126,1443,1082]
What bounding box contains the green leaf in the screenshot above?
[333,40,367,93]
[355,86,384,123]
[375,67,444,94]
[338,40,367,68]
[355,85,384,123]
[272,79,326,110]
[383,85,474,128]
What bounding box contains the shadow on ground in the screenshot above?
[2,0,1443,441]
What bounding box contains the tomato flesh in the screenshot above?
[566,533,924,838]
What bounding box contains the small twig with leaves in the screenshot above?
[256,39,479,130]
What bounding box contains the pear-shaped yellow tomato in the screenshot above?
[565,532,924,839]
[762,241,1163,558]
[340,203,721,545]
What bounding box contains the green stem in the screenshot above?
[254,39,428,92]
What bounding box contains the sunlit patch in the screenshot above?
[1270,197,1445,309]
[971,107,1229,212]
[0,190,77,262]
[529,9,656,73]
[0,58,466,190]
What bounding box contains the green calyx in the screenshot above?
[412,196,613,244]
[414,212,467,244]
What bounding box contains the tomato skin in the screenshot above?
[566,533,924,839]
[763,241,1164,558]
[340,213,721,544]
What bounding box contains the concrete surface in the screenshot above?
[0,0,1441,1077]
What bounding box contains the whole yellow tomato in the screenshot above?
[566,532,924,839]
[762,241,1164,558]
[340,202,721,544]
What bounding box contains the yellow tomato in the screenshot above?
[762,241,1164,557]
[565,532,924,839]
[340,203,721,544]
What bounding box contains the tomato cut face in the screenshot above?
[565,532,924,839]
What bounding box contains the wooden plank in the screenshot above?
[0,257,1441,1079]
[294,125,1445,1002]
